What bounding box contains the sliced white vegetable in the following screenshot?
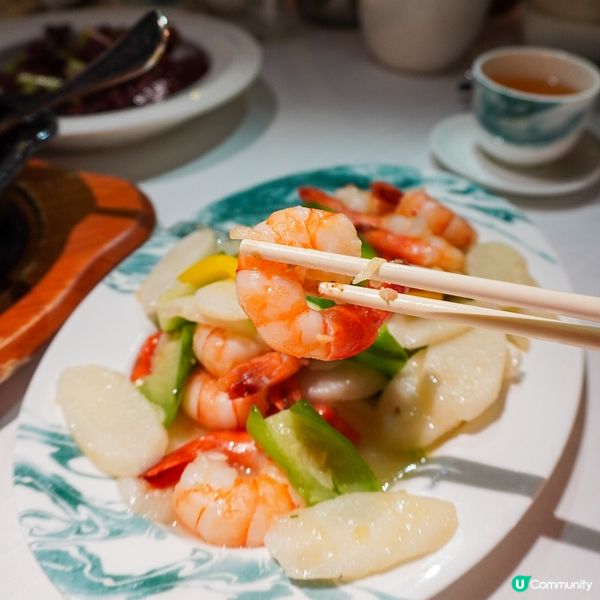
[138,229,216,317]
[377,329,507,450]
[56,365,168,477]
[466,242,537,287]
[157,295,205,324]
[298,361,388,402]
[467,243,550,322]
[156,282,196,330]
[265,491,457,580]
[387,313,469,349]
[193,279,249,323]
[157,279,255,335]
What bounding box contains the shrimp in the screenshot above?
[143,431,299,547]
[193,324,267,378]
[183,351,303,429]
[233,206,389,361]
[175,450,297,547]
[361,228,465,272]
[298,185,474,266]
[396,189,476,250]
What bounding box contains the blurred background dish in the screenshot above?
[430,112,600,196]
[297,0,358,27]
[358,0,492,73]
[0,14,199,120]
[527,0,600,21]
[0,6,262,149]
[522,1,600,62]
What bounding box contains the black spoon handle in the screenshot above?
[0,112,57,197]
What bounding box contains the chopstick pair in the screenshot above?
[239,239,600,350]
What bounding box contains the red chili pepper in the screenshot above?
[311,402,360,444]
[269,375,303,413]
[130,331,161,383]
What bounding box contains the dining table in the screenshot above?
[0,5,599,599]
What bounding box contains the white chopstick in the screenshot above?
[238,238,600,350]
[239,239,600,321]
[319,282,600,350]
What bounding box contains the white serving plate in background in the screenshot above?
[0,7,262,149]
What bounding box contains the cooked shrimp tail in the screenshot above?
[369,181,404,209]
[396,189,476,250]
[361,228,465,272]
[183,352,304,429]
[142,431,256,489]
[298,186,378,228]
[219,351,304,398]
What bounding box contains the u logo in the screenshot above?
[511,575,532,592]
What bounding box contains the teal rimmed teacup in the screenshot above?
[472,46,600,166]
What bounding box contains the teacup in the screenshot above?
[472,46,600,166]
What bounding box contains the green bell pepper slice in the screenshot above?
[350,350,407,378]
[305,295,336,310]
[247,400,380,506]
[350,325,412,377]
[139,323,195,426]
[358,235,377,259]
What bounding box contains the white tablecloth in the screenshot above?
[1,23,599,600]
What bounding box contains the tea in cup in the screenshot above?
[472,46,600,165]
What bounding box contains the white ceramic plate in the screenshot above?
[0,7,262,149]
[13,165,583,599]
[430,113,600,197]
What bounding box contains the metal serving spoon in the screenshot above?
[0,111,57,194]
[0,9,170,136]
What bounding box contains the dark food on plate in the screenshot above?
[0,23,210,115]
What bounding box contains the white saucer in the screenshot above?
[429,113,600,197]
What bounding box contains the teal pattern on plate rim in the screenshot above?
[13,164,557,599]
[15,411,403,599]
[105,163,550,294]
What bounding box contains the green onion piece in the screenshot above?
[16,72,63,93]
[65,56,86,79]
